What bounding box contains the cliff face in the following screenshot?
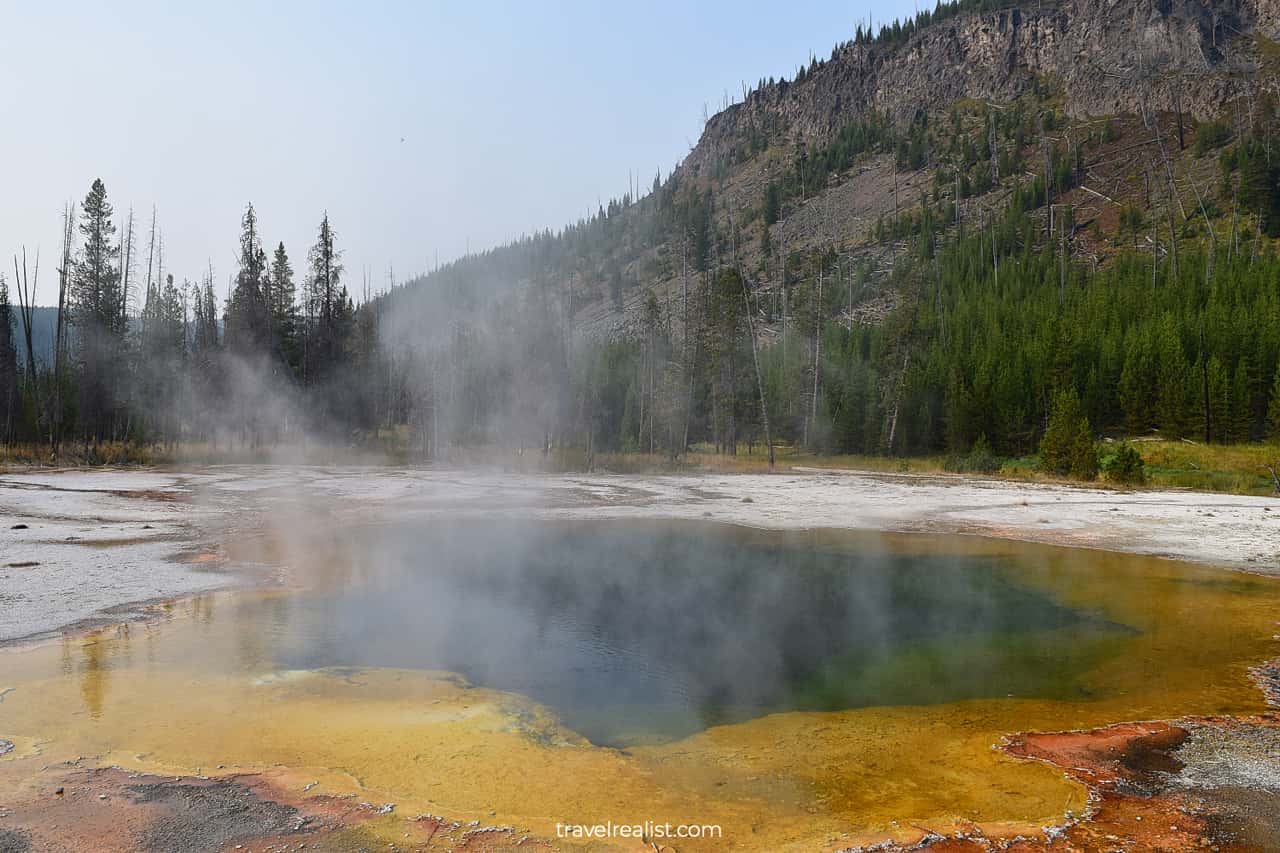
[683,0,1275,180]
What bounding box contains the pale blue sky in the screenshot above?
[2,1,918,303]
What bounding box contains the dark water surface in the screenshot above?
[232,521,1130,745]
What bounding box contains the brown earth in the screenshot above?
[0,764,563,853]
[851,662,1280,853]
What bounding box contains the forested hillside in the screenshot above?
[3,0,1280,476]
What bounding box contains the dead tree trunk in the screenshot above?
[1265,461,1280,496]
[1188,170,1217,285]
[810,259,823,447]
[729,215,774,467]
[51,204,73,450]
[885,351,910,454]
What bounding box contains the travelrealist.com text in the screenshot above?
[555,820,723,840]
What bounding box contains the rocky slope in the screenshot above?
[685,0,1276,180]
[387,0,1279,343]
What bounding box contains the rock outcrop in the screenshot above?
[683,0,1275,180]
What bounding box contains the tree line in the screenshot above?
[0,179,364,452]
[3,92,1279,470]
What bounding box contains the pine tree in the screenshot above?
[762,183,781,226]
[305,213,345,379]
[1239,141,1280,237]
[72,178,123,439]
[1205,356,1231,443]
[1040,387,1097,479]
[0,274,19,442]
[1229,357,1253,443]
[1267,366,1280,442]
[1154,316,1189,437]
[225,203,271,355]
[192,274,220,355]
[1118,329,1155,435]
[74,179,123,332]
[269,242,299,371]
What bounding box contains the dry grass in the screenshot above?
[0,440,407,469]
[0,442,170,467]
[1134,440,1280,496]
[4,438,1277,497]
[583,445,952,476]
[582,441,1280,497]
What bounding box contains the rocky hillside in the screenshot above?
[382,0,1280,346]
[686,0,1277,178]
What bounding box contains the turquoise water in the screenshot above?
[220,521,1130,745]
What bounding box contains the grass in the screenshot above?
[3,438,1277,498]
[0,442,169,467]
[1134,440,1280,496]
[662,444,953,475]
[589,440,1280,497]
[0,439,410,468]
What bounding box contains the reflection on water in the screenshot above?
[60,624,137,720]
[178,523,1127,744]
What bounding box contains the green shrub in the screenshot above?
[1193,119,1232,156]
[944,434,1002,475]
[1101,442,1146,485]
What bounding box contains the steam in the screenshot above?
[203,512,1117,747]
[375,264,579,455]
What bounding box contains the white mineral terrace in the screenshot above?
[2,465,1277,643]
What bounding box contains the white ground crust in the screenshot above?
[2,465,1278,642]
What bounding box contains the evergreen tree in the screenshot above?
[1229,357,1253,443]
[762,183,781,226]
[193,275,220,355]
[1153,316,1190,437]
[1267,366,1280,442]
[225,203,271,355]
[1204,356,1231,443]
[1039,388,1097,479]
[187,271,222,445]
[1101,441,1146,484]
[305,213,347,379]
[1118,329,1155,436]
[1238,141,1280,237]
[0,274,19,442]
[71,178,123,440]
[269,242,300,371]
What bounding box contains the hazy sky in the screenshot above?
[2,1,918,305]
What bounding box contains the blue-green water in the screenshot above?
[226,522,1131,746]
